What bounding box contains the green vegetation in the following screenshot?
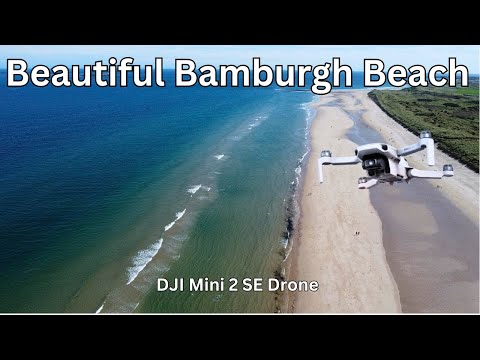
[455,87,479,96]
[369,79,479,172]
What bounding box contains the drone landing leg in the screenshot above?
[358,178,378,189]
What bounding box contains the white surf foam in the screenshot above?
[202,185,211,192]
[214,154,224,160]
[283,245,293,262]
[126,238,164,285]
[163,208,186,232]
[95,302,105,314]
[248,115,268,130]
[175,208,186,221]
[299,150,309,163]
[188,184,202,194]
[164,222,175,231]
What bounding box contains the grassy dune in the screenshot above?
[369,79,479,172]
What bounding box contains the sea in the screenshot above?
[0,70,368,313]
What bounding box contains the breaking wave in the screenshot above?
[126,238,164,285]
[188,184,202,194]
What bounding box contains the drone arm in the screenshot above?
[330,156,362,165]
[318,156,361,183]
[397,138,435,166]
[408,167,453,179]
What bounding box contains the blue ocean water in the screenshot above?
[0,70,368,312]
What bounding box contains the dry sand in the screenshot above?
[290,96,401,313]
[290,90,479,313]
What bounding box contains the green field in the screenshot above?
[369,80,479,172]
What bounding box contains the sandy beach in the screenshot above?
[289,95,401,313]
[290,90,479,313]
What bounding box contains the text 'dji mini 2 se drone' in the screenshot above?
[318,131,454,189]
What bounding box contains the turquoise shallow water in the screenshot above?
[0,71,369,312]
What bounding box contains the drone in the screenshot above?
[318,131,454,190]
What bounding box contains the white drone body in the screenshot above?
[318,131,454,190]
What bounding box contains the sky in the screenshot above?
[0,45,478,72]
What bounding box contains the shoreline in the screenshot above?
[289,90,479,313]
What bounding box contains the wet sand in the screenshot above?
[291,90,479,313]
[371,182,479,312]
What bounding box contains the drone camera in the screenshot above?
[320,150,332,157]
[362,157,386,171]
[358,177,368,184]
